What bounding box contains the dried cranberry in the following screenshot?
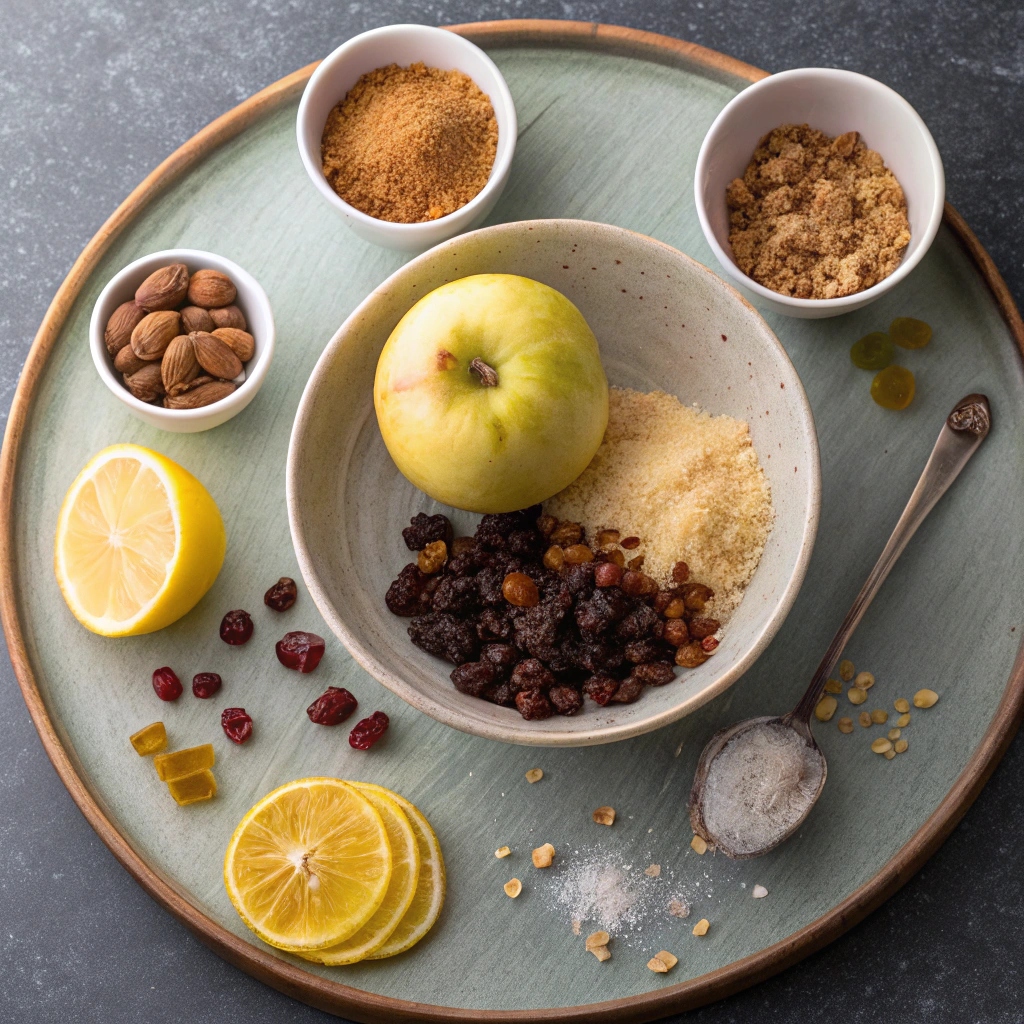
[549,685,583,715]
[264,577,298,611]
[349,711,389,749]
[632,662,676,687]
[152,667,182,701]
[221,707,253,743]
[701,636,720,653]
[192,672,222,699]
[583,674,620,706]
[276,631,326,672]
[403,512,453,551]
[515,688,554,720]
[220,609,254,645]
[307,686,358,724]
[451,661,496,697]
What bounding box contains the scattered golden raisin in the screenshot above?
[563,544,594,565]
[502,572,539,607]
[839,659,855,681]
[418,540,448,574]
[913,688,939,708]
[549,521,583,546]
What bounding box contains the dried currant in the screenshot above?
[610,677,644,703]
[510,658,556,693]
[152,667,182,701]
[689,617,721,640]
[385,564,433,617]
[450,661,496,697]
[403,512,453,551]
[192,672,222,699]
[221,707,253,743]
[409,613,479,665]
[515,688,554,720]
[264,577,298,611]
[549,685,583,716]
[632,662,676,687]
[220,609,254,645]
[349,711,389,750]
[307,686,358,725]
[582,674,620,706]
[276,631,326,672]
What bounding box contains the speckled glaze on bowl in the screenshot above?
[287,219,821,746]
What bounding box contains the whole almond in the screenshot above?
[212,327,255,363]
[187,269,236,309]
[191,331,242,379]
[104,301,146,355]
[124,363,166,402]
[135,263,189,311]
[168,374,214,397]
[209,305,247,331]
[161,334,200,392]
[131,310,181,360]
[114,344,148,375]
[180,306,215,334]
[164,380,235,409]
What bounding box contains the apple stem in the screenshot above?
[469,357,499,388]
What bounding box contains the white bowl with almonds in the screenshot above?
[89,249,275,432]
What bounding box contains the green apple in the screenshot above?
[374,274,608,513]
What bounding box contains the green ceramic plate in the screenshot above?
[3,21,1023,1023]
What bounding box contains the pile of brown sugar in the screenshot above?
[726,124,911,299]
[320,62,498,223]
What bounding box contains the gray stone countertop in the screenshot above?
[2,1,1022,1021]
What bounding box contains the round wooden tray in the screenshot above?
[3,20,1024,1024]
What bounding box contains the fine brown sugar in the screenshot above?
[320,62,498,223]
[726,124,911,299]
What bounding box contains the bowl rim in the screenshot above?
[295,23,518,238]
[88,247,275,426]
[694,66,946,312]
[287,218,821,746]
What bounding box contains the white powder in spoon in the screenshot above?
[700,720,824,857]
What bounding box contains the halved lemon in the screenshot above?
[360,783,446,959]
[224,778,392,951]
[298,784,420,965]
[54,444,225,636]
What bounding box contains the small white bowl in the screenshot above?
[296,24,517,253]
[90,249,275,433]
[694,68,945,319]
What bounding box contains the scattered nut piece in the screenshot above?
[690,834,708,855]
[824,678,842,694]
[855,671,875,690]
[847,687,868,705]
[585,931,610,951]
[525,768,543,783]
[913,688,939,709]
[645,864,661,877]
[417,540,448,574]
[884,748,896,760]
[871,737,893,754]
[592,806,616,826]
[590,944,611,962]
[897,713,912,727]
[858,711,872,728]
[837,717,854,734]
[752,884,768,899]
[888,728,901,741]
[870,709,889,725]
[894,698,910,714]
[503,878,522,898]
[815,696,838,721]
[495,846,511,859]
[532,843,555,869]
[648,950,678,973]
[668,899,690,918]
[692,918,710,937]
[839,659,855,681]
[894,738,909,754]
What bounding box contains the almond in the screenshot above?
[124,363,166,402]
[191,331,242,379]
[209,305,247,331]
[164,380,235,409]
[161,334,200,392]
[187,269,236,309]
[168,374,215,397]
[212,327,254,363]
[131,310,181,360]
[135,263,189,311]
[114,344,147,375]
[104,301,146,355]
[180,306,215,334]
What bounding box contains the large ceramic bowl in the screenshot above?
[287,220,821,746]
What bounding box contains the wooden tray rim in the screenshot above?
[2,19,1024,1024]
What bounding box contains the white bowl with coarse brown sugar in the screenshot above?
[288,219,821,747]
[694,67,945,319]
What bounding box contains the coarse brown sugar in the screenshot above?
[726,124,910,299]
[320,62,497,223]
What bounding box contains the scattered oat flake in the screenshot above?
[692,918,710,936]
[752,884,768,899]
[644,864,661,877]
[525,768,543,783]
[495,846,511,859]
[668,899,690,919]
[504,878,522,898]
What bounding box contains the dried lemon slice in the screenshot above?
[297,784,420,965]
[223,778,391,951]
[359,783,446,959]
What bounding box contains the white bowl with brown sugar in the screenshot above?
[694,68,945,319]
[288,220,821,746]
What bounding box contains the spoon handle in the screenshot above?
[790,394,992,725]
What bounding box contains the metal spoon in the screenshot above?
[688,393,992,859]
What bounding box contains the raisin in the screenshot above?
[578,638,627,676]
[482,682,516,707]
[515,689,554,720]
[632,662,676,686]
[610,677,644,704]
[349,710,390,749]
[575,587,630,635]
[549,521,583,546]
[583,674,620,706]
[152,667,182,701]
[536,514,558,538]
[432,575,480,615]
[620,570,658,597]
[594,562,624,588]
[510,658,556,693]
[680,583,714,613]
[624,639,665,664]
[409,613,478,664]
[549,685,583,716]
[481,643,519,677]
[306,686,358,724]
[476,508,539,550]
[689,617,721,640]
[450,661,496,697]
[450,536,477,557]
[192,672,222,699]
[221,707,253,743]
[475,608,514,642]
[620,536,641,550]
[264,577,298,611]
[653,591,674,614]
[403,512,453,551]
[662,618,690,646]
[220,609,253,645]
[615,602,659,641]
[385,564,433,617]
[502,572,539,608]
[508,529,544,557]
[675,641,709,668]
[275,631,326,672]
[671,561,690,585]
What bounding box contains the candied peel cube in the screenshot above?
[167,768,217,806]
[130,721,167,756]
[154,743,215,782]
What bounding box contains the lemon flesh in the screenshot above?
[360,784,446,959]
[298,784,420,965]
[224,778,392,951]
[54,444,225,636]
